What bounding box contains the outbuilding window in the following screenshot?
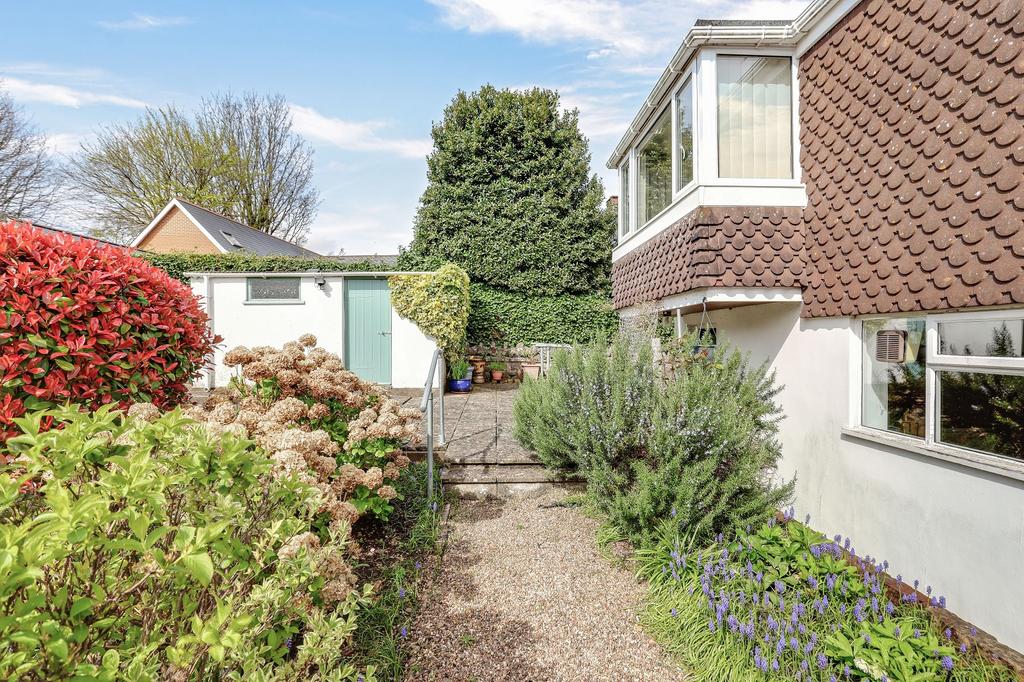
[246,277,301,302]
[861,312,1024,463]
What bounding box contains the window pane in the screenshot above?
[637,109,672,225]
[717,56,793,179]
[938,318,1024,358]
[862,318,926,437]
[676,78,694,191]
[938,370,1024,461]
[247,277,301,301]
[620,164,631,237]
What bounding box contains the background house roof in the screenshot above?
[175,199,321,257]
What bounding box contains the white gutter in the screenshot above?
[605,0,844,169]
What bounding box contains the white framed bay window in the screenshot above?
[636,107,672,226]
[857,310,1024,470]
[716,55,793,179]
[674,76,695,192]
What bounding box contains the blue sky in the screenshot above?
[1,0,807,255]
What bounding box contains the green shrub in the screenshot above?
[142,252,394,282]
[513,336,653,474]
[513,332,793,547]
[389,263,471,362]
[467,283,618,345]
[0,406,372,681]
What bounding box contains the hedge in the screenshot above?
[141,252,393,281]
[467,284,618,346]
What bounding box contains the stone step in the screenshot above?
[441,463,581,485]
[445,479,585,500]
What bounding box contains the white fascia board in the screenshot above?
[605,0,847,169]
[618,287,803,317]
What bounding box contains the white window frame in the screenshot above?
[672,75,697,197]
[634,104,674,230]
[245,276,304,305]
[711,50,800,183]
[618,156,633,239]
[847,308,1024,480]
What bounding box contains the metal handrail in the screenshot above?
[418,348,446,501]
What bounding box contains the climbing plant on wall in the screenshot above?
[389,263,470,361]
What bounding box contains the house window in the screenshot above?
[860,313,1024,464]
[717,55,793,179]
[246,277,301,302]
[619,162,631,238]
[675,77,694,191]
[637,108,672,226]
[862,318,926,438]
[934,317,1024,460]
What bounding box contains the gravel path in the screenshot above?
[403,491,687,681]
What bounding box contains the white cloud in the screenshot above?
[305,207,414,256]
[2,76,146,108]
[725,0,807,19]
[429,0,810,62]
[45,133,84,155]
[289,104,431,159]
[97,14,191,31]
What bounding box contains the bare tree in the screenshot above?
[202,93,319,244]
[0,85,59,221]
[67,92,319,244]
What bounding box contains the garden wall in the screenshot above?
[682,302,1024,652]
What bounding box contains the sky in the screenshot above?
[1,0,809,255]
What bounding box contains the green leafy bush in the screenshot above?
[389,263,471,361]
[0,405,373,681]
[513,333,793,547]
[637,517,1013,681]
[467,283,618,345]
[143,252,393,282]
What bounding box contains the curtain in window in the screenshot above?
[717,56,792,179]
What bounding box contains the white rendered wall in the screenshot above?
[682,302,1024,652]
[191,275,435,389]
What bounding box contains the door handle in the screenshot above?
[379,331,392,336]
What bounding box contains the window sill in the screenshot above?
[840,426,1024,483]
[243,300,305,305]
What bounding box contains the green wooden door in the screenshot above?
[345,278,392,384]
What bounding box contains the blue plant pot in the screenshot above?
[447,378,472,393]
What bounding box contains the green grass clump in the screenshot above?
[348,463,443,680]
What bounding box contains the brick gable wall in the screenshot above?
[137,206,221,254]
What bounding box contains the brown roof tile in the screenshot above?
[611,207,806,309]
[799,0,1024,317]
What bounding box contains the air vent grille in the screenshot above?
[875,329,907,363]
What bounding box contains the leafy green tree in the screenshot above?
[402,85,615,296]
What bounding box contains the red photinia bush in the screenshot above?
[0,222,219,441]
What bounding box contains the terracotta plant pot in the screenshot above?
[491,370,504,382]
[521,362,541,379]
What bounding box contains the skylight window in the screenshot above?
[220,230,243,248]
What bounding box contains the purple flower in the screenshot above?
[941,656,954,671]
[400,626,408,638]
[671,608,678,617]
[399,587,406,599]
[817,653,828,669]
[944,628,952,640]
